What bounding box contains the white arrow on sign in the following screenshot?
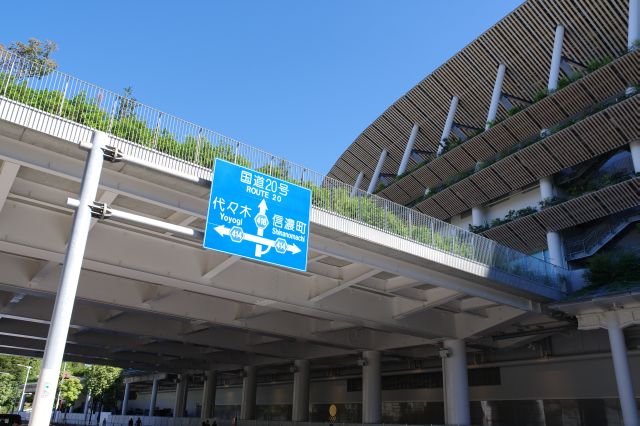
[214,225,301,255]
[255,199,269,256]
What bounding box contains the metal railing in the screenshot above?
[0,49,566,290]
[565,207,640,259]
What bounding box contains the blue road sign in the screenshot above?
[203,159,312,272]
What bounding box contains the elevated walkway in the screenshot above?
[0,50,567,374]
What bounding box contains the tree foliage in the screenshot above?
[0,375,16,412]
[584,251,640,287]
[116,86,137,120]
[0,38,57,78]
[84,365,122,399]
[58,377,83,409]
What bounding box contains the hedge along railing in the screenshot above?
[0,48,566,290]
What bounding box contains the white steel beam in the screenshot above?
[309,265,382,303]
[0,161,19,213]
[202,255,241,281]
[486,64,506,129]
[397,124,419,176]
[437,96,459,156]
[366,149,387,194]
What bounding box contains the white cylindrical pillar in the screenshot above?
[201,370,217,419]
[471,206,486,227]
[29,131,106,426]
[546,231,565,267]
[548,25,566,91]
[149,377,159,416]
[630,141,640,173]
[605,311,639,426]
[442,339,470,426]
[362,350,381,424]
[367,149,388,194]
[174,374,189,418]
[539,176,555,200]
[240,366,257,420]
[121,382,130,416]
[83,390,91,415]
[292,360,310,422]
[629,0,640,50]
[486,64,506,129]
[398,124,419,176]
[437,96,459,156]
[351,171,364,197]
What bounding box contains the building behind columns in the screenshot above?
[323,0,640,424]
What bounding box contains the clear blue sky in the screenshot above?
[1,1,523,174]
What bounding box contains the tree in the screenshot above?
[58,377,83,410]
[0,38,58,79]
[116,86,137,120]
[0,374,16,413]
[84,365,121,400]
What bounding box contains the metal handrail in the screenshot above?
[0,48,566,289]
[566,207,640,258]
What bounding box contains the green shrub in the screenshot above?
[533,89,548,102]
[507,105,523,116]
[586,56,612,73]
[584,251,640,287]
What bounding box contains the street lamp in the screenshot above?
[16,364,33,412]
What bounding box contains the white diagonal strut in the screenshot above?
[0,161,19,213]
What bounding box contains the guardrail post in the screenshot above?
[58,76,69,115]
[108,96,119,132]
[195,128,203,163]
[29,131,106,426]
[383,205,388,231]
[152,113,163,150]
[2,60,15,96]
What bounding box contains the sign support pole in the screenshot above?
[29,131,106,426]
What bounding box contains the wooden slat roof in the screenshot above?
[413,95,639,220]
[376,50,639,205]
[329,0,632,191]
[481,177,640,253]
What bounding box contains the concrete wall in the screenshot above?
[126,352,640,417]
[450,185,541,230]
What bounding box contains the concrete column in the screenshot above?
[630,0,639,50]
[442,339,470,426]
[174,374,189,418]
[29,131,106,426]
[201,370,217,419]
[121,382,130,415]
[548,25,566,92]
[240,366,257,420]
[437,96,459,156]
[630,141,640,173]
[471,206,486,227]
[546,231,565,268]
[397,124,419,176]
[605,311,639,426]
[351,171,364,197]
[367,149,388,194]
[292,360,310,422]
[362,350,381,424]
[539,176,555,200]
[149,377,159,417]
[486,64,506,129]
